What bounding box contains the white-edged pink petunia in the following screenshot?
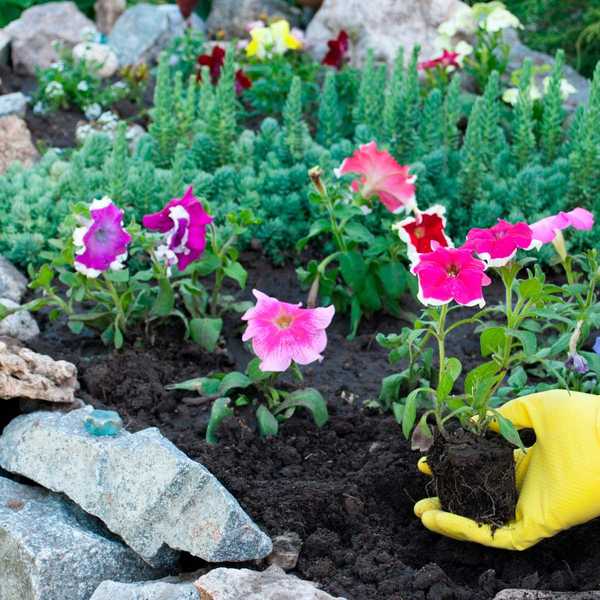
[73,197,131,278]
[241,289,335,372]
[412,246,491,308]
[143,187,213,272]
[530,207,594,246]
[464,220,534,268]
[335,141,417,214]
[393,204,453,264]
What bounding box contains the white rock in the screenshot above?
[0,298,39,341]
[0,475,170,600]
[0,339,78,404]
[0,92,28,118]
[4,1,98,75]
[91,579,199,600]
[0,255,27,302]
[73,41,119,78]
[494,592,600,600]
[108,4,205,66]
[194,565,347,600]
[305,0,465,67]
[0,406,273,565]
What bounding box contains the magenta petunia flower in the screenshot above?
[394,205,453,264]
[143,187,213,271]
[419,50,461,71]
[322,30,349,70]
[412,246,491,308]
[241,289,335,372]
[335,142,417,214]
[464,220,534,267]
[73,197,131,278]
[530,207,594,245]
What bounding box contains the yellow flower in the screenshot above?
[246,19,302,59]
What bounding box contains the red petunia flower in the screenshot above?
[197,45,252,94]
[322,30,349,70]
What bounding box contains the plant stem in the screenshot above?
[434,304,449,435]
[104,276,126,332]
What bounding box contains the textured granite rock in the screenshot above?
[194,565,347,599]
[0,475,169,600]
[91,579,199,600]
[0,406,272,565]
[305,0,463,67]
[494,592,600,600]
[0,255,28,303]
[4,2,98,75]
[0,299,39,341]
[0,339,78,403]
[108,4,205,66]
[0,92,28,118]
[0,116,39,175]
[206,0,301,37]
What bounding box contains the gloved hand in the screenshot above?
[414,389,600,550]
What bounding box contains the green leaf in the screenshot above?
[256,404,279,438]
[205,397,234,444]
[133,269,154,282]
[114,325,124,349]
[518,278,542,299]
[465,361,500,396]
[379,373,405,408]
[192,253,221,277]
[376,262,407,299]
[508,329,537,356]
[344,221,375,244]
[392,403,404,424]
[402,389,421,439]
[340,250,367,291]
[508,366,527,388]
[152,278,175,317]
[190,317,223,352]
[219,372,252,395]
[223,261,247,288]
[494,412,525,450]
[67,320,84,334]
[273,388,329,427]
[437,357,462,401]
[348,296,362,339]
[105,269,130,283]
[356,273,382,313]
[480,327,507,357]
[297,218,331,250]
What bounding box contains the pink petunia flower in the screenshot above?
[322,30,349,69]
[419,49,461,71]
[143,187,213,272]
[412,246,491,308]
[73,197,131,278]
[530,207,594,245]
[393,205,453,264]
[335,142,417,214]
[464,220,534,267]
[241,289,335,372]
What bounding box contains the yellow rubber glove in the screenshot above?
[414,389,600,550]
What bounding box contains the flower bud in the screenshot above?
[308,166,326,196]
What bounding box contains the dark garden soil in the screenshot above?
[18,254,600,600]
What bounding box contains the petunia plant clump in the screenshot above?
[3,187,255,351]
[379,206,596,452]
[170,290,334,442]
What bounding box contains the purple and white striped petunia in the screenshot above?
[73,197,131,278]
[143,187,213,271]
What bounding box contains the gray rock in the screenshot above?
[194,565,347,599]
[0,30,10,66]
[494,592,600,600]
[206,0,301,38]
[4,2,98,75]
[0,406,272,565]
[0,475,169,600]
[0,299,39,341]
[305,0,463,67]
[0,255,27,303]
[266,531,302,570]
[108,4,205,66]
[504,28,590,113]
[92,579,198,600]
[0,92,28,119]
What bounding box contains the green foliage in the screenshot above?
[541,50,565,163]
[317,70,341,147]
[512,59,536,168]
[283,76,306,160]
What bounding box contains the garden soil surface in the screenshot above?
[20,255,600,600]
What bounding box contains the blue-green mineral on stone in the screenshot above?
[84,410,123,436]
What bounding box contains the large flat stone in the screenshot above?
[495,592,600,600]
[194,565,347,600]
[91,579,199,600]
[108,4,204,66]
[0,475,169,600]
[0,406,272,564]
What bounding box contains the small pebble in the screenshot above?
[84,409,123,436]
